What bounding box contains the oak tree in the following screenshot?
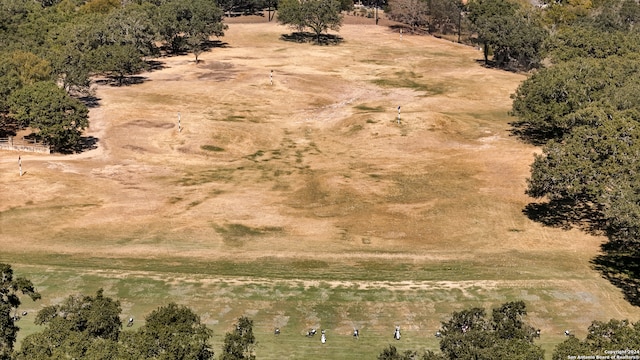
[0,264,40,360]
[9,81,89,152]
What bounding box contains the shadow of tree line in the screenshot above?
[280,32,343,45]
[524,199,640,307]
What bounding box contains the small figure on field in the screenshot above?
[320,330,326,344]
[394,326,401,340]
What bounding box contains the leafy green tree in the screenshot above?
[438,301,543,360]
[276,0,306,32]
[542,0,592,27]
[277,0,344,43]
[155,0,226,54]
[491,301,538,342]
[0,264,40,360]
[90,44,146,85]
[46,16,108,94]
[552,336,591,360]
[0,0,41,50]
[439,307,492,359]
[378,302,543,359]
[467,0,547,70]
[428,0,463,36]
[33,288,122,339]
[16,289,122,360]
[184,0,227,63]
[526,113,640,243]
[79,0,122,14]
[552,319,640,360]
[122,302,213,360]
[0,51,51,114]
[8,81,89,152]
[104,3,158,58]
[510,56,640,143]
[546,24,640,62]
[220,316,256,360]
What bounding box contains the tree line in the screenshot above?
[0,0,354,152]
[0,263,256,360]
[384,0,640,275]
[509,0,640,301]
[385,0,548,71]
[0,0,227,152]
[4,263,640,359]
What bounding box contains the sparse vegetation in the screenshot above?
[201,145,225,152]
[1,6,638,360]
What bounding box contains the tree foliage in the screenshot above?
[123,302,214,360]
[387,0,430,31]
[428,0,463,35]
[90,44,146,85]
[220,316,256,360]
[0,51,52,113]
[379,301,543,360]
[511,56,640,143]
[155,0,226,54]
[467,0,547,70]
[19,295,215,360]
[0,264,40,360]
[17,289,122,360]
[526,113,640,242]
[8,81,89,152]
[512,0,640,298]
[277,0,344,43]
[552,319,640,360]
[1,0,228,150]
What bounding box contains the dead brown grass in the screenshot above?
[1,20,637,356]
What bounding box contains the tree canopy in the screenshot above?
[510,0,640,301]
[467,0,547,70]
[17,295,214,360]
[220,316,256,360]
[378,301,544,360]
[553,319,640,360]
[277,0,344,43]
[386,0,430,31]
[119,302,213,360]
[0,0,228,151]
[9,81,89,152]
[0,264,40,360]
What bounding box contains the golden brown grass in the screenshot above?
[0,20,637,359]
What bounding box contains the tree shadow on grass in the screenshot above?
[592,240,640,307]
[280,32,343,45]
[95,76,148,87]
[525,199,640,307]
[523,199,606,234]
[77,136,99,152]
[79,95,101,108]
[508,120,562,146]
[146,59,166,71]
[54,136,99,154]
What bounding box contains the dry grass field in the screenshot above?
[1,17,638,359]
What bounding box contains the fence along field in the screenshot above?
[1,20,638,359]
[0,136,50,154]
